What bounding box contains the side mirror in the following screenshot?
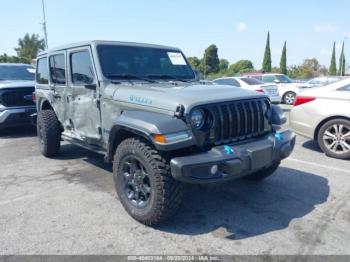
[268,105,287,125]
[274,79,281,84]
[84,83,97,90]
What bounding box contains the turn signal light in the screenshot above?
[293,96,316,106]
[153,134,167,144]
[255,89,265,93]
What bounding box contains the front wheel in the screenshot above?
[113,138,183,225]
[317,119,350,159]
[283,91,296,105]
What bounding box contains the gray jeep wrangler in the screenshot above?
[35,41,295,225]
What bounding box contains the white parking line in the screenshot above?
[0,186,68,206]
[286,158,350,175]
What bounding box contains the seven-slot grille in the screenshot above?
[0,87,35,107]
[195,98,271,146]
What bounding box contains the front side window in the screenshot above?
[49,54,66,85]
[0,65,35,81]
[36,58,48,84]
[97,45,195,82]
[70,51,94,85]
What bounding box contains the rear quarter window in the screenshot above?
[36,57,49,84]
[214,78,240,86]
[337,84,350,91]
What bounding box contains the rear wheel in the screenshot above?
[37,110,61,157]
[113,138,183,225]
[283,91,296,105]
[245,162,280,181]
[317,119,350,159]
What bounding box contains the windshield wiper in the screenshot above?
[146,74,191,82]
[106,74,155,83]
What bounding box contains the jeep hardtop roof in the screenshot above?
[38,40,181,57]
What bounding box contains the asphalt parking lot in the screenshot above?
[0,105,349,255]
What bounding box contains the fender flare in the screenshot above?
[106,110,194,161]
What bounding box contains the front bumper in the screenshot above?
[0,106,37,129]
[170,129,295,184]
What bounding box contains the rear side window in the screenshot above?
[36,58,49,84]
[240,77,264,85]
[70,51,94,85]
[262,75,276,83]
[338,84,350,91]
[214,78,240,86]
[49,54,66,85]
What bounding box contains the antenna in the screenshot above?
[41,0,48,49]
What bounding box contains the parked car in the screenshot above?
[300,76,341,88]
[213,77,281,104]
[245,73,301,105]
[290,78,350,159]
[34,40,295,225]
[0,63,36,130]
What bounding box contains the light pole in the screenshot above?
[41,0,48,49]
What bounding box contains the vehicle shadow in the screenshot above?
[0,126,36,139]
[51,145,329,240]
[302,140,323,153]
[58,144,112,172]
[156,167,329,240]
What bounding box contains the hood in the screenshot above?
[0,80,35,89]
[112,82,268,113]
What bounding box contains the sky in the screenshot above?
[1,0,349,68]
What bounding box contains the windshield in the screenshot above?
[97,45,195,82]
[275,74,293,83]
[0,65,35,81]
[240,77,264,85]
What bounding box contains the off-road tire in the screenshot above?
[317,118,350,160]
[37,110,61,157]
[283,91,296,105]
[113,138,183,225]
[245,161,280,181]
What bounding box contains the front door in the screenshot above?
[66,47,101,144]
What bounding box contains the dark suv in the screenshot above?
[0,63,36,129]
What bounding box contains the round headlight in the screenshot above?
[190,109,205,129]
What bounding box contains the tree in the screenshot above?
[262,32,272,72]
[280,41,287,74]
[201,44,220,76]
[0,53,28,63]
[187,56,201,70]
[329,42,337,76]
[338,41,346,76]
[14,33,45,63]
[229,60,254,74]
[288,58,324,79]
[219,59,229,72]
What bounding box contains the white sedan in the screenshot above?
[213,77,281,104]
[290,78,350,159]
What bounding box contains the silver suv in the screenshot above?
[35,41,295,225]
[0,63,36,129]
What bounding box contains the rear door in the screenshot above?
[48,51,67,123]
[66,46,102,144]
